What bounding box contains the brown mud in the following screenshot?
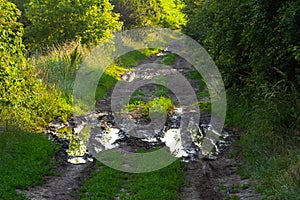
[180,132,261,200]
[17,153,95,200]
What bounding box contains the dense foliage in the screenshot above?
[24,0,122,49]
[184,0,300,134]
[9,0,30,26]
[111,0,186,29]
[0,0,71,129]
[184,0,300,94]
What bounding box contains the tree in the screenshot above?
[111,0,162,29]
[184,0,300,92]
[24,0,122,49]
[111,0,186,30]
[0,0,25,79]
[159,0,186,29]
[8,0,31,27]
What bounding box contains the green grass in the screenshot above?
[153,85,170,97]
[226,89,300,199]
[197,91,210,98]
[34,45,159,112]
[159,53,177,65]
[80,159,185,200]
[0,127,59,199]
[117,49,160,67]
[127,98,145,112]
[132,90,149,97]
[186,70,202,80]
[96,64,130,100]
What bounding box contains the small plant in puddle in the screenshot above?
[142,97,174,118]
[198,101,211,112]
[121,97,145,114]
[122,97,174,119]
[127,97,145,112]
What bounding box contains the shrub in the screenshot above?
[24,0,122,49]
[0,0,71,129]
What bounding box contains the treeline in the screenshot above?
[9,0,186,50]
[184,0,300,139]
[184,0,300,94]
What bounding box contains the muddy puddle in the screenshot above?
[46,108,230,165]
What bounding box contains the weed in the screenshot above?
[32,42,84,101]
[198,101,211,112]
[197,91,210,98]
[186,70,202,80]
[124,98,145,112]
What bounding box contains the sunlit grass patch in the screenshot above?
[117,49,160,67]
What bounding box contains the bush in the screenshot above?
[24,0,122,49]
[111,0,186,29]
[0,0,71,129]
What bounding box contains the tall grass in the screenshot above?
[226,86,300,199]
[33,44,160,105]
[32,42,85,103]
